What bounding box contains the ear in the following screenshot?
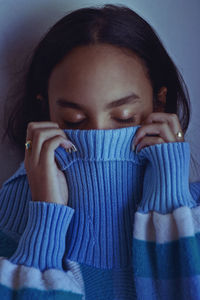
[154,86,167,112]
[36,94,47,109]
[36,94,44,101]
[36,94,49,119]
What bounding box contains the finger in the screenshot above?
[25,122,60,168]
[26,121,59,141]
[136,136,165,152]
[142,113,184,141]
[30,128,75,166]
[39,135,74,166]
[133,122,176,147]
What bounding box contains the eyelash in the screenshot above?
[115,117,135,123]
[64,117,135,127]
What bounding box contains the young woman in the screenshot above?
[0,4,200,299]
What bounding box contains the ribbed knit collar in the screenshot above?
[4,126,143,185]
[55,126,146,269]
[55,125,143,170]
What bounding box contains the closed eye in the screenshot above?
[64,117,136,127]
[64,120,85,127]
[114,117,136,123]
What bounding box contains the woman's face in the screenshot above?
[48,44,155,130]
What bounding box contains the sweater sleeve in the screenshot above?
[132,141,200,300]
[0,174,84,299]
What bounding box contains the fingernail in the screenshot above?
[135,144,140,154]
[65,147,72,153]
[71,144,78,152]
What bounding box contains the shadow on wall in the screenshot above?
[0,1,77,187]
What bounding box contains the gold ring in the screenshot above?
[25,140,32,150]
[176,131,183,139]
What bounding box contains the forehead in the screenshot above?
[48,44,152,104]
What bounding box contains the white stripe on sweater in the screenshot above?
[0,257,83,295]
[133,206,200,243]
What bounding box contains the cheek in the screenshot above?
[140,106,154,123]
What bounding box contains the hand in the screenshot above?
[24,121,77,205]
[132,113,185,152]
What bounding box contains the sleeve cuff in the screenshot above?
[9,201,74,271]
[137,142,197,213]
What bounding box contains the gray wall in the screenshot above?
[0,0,200,186]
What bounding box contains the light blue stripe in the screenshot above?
[133,233,200,278]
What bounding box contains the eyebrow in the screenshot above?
[56,92,141,110]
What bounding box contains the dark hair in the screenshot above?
[3,4,191,152]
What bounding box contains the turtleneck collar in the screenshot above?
[57,126,146,269]
[55,125,144,170]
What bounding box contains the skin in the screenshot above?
[48,44,155,130]
[25,43,184,205]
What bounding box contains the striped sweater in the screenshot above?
[0,125,200,299]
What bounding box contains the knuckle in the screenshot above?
[33,128,66,142]
[171,113,177,118]
[55,128,63,135]
[53,130,66,141]
[26,122,34,135]
[170,113,178,120]
[52,122,59,127]
[47,121,59,128]
[157,137,164,143]
[27,122,35,132]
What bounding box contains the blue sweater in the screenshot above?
[0,125,200,299]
